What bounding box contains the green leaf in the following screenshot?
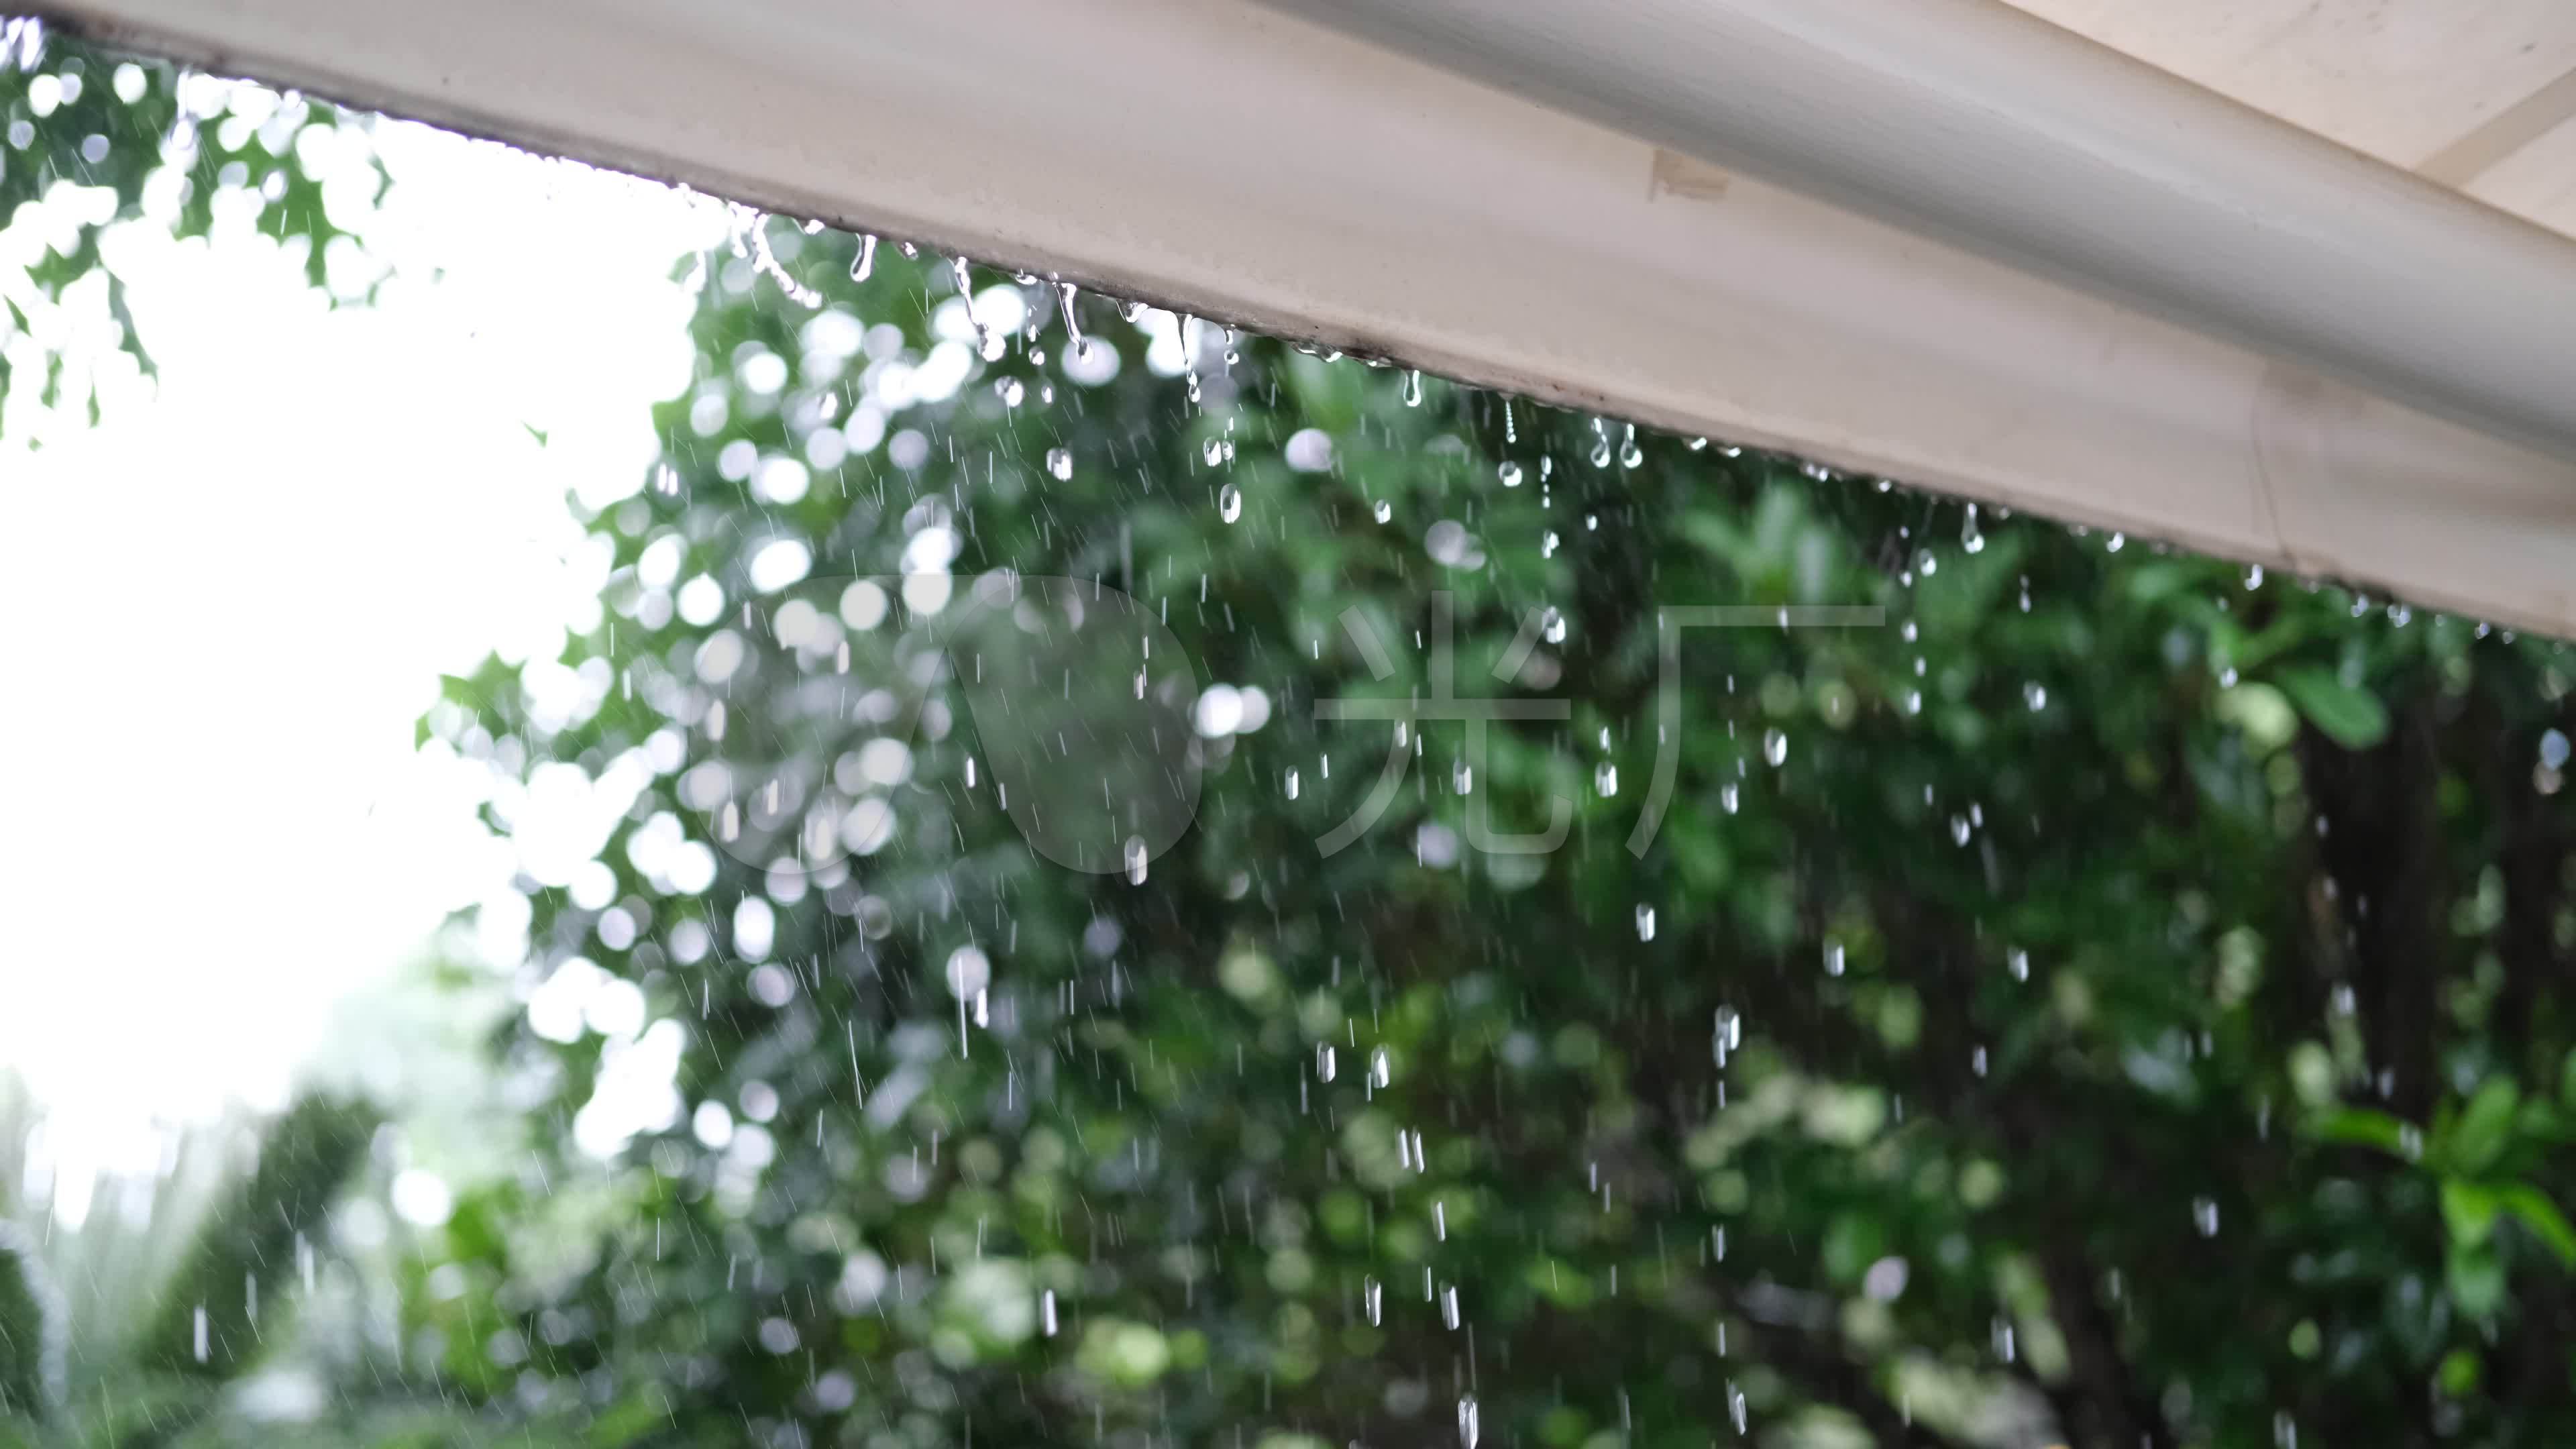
[2437,1346,2483,1397]
[2304,1106,2411,1156]
[2496,1183,2576,1269]
[2446,1238,2507,1320]
[2273,665,2390,749]
[2442,1179,2500,1246]
[2213,681,2300,753]
[139,1095,379,1379]
[0,1224,60,1421]
[2445,1078,2520,1177]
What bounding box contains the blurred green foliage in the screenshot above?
[409,218,2576,1449]
[0,1094,380,1448]
[0,16,374,425]
[11,14,2576,1447]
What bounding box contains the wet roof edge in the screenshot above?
[36,0,2576,635]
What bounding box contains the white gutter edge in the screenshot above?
[34,0,2576,635]
[1267,0,2576,462]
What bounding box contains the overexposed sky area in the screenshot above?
[0,107,722,1161]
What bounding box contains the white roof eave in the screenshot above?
[40,0,2576,634]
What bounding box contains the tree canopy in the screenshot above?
[8,18,2576,1448]
[0,16,370,433]
[416,222,2576,1449]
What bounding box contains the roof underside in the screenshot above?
[32,0,2576,635]
[2012,0,2576,235]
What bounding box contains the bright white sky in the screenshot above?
[0,113,723,1171]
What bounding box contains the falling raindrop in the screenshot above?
[949,257,991,354]
[2007,947,2030,981]
[1949,815,1972,846]
[1440,1284,1461,1330]
[1218,484,1244,523]
[1719,782,1740,814]
[994,377,1024,408]
[1962,503,1986,553]
[2024,681,2047,711]
[1497,460,1522,487]
[1823,938,1845,977]
[1316,1043,1337,1083]
[1041,1289,1059,1336]
[1045,446,1073,480]
[1595,761,1619,797]
[1763,728,1788,767]
[2193,1197,2220,1236]
[1055,281,1088,358]
[1364,1276,1384,1326]
[1284,768,1300,800]
[1124,837,1149,883]
[1458,1395,1481,1449]
[1202,437,1228,466]
[1634,904,1656,941]
[1541,607,1566,644]
[1370,1046,1391,1088]
[1373,500,1393,524]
